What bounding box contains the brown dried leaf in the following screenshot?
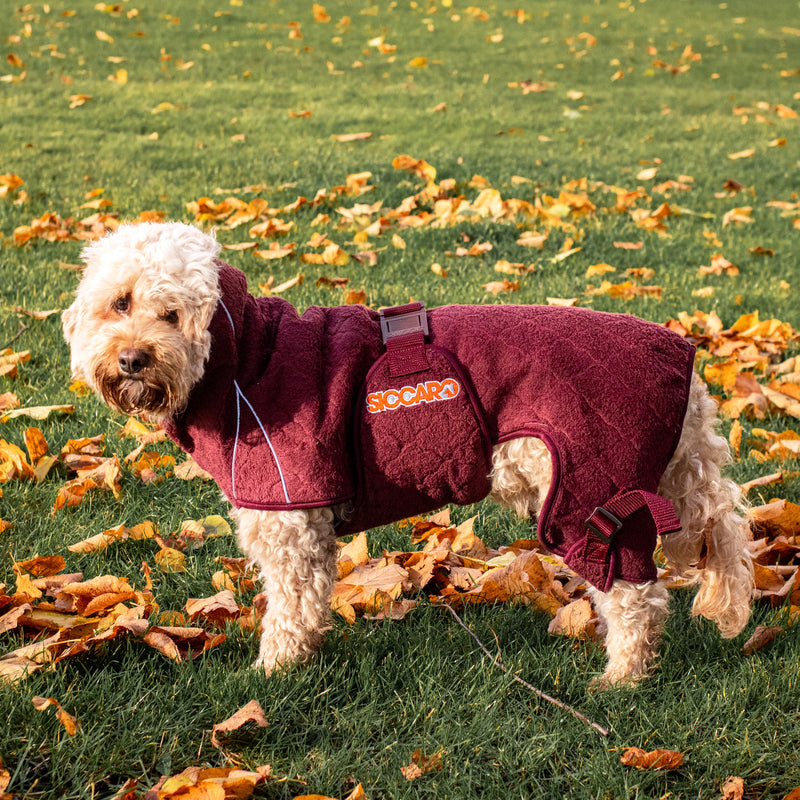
[1,404,74,422]
[210,699,268,748]
[338,531,370,579]
[142,626,226,662]
[743,624,784,655]
[185,590,241,627]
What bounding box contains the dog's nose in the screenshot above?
[118,348,150,376]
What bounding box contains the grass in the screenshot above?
[1,0,800,797]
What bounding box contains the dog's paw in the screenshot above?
[589,668,649,692]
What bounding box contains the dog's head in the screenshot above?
[62,222,222,419]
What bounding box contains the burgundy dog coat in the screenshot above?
[164,264,696,593]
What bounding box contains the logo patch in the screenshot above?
[366,378,461,414]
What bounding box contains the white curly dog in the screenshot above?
[62,222,754,686]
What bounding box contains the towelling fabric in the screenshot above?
[164,264,696,593]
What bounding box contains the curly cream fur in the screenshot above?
[64,221,754,685]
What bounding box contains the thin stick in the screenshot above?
[2,322,30,350]
[443,603,610,738]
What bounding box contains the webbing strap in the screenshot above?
[380,302,430,377]
[569,489,682,593]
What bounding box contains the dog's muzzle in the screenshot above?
[96,349,172,415]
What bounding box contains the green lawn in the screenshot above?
[2,1,800,798]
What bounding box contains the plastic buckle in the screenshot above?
[585,506,624,544]
[379,303,429,345]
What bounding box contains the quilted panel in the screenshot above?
[338,345,492,535]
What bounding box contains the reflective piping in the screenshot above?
[220,297,291,505]
[234,381,292,504]
[218,298,235,332]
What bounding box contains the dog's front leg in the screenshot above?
[589,580,670,687]
[233,507,338,674]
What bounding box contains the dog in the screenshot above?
[62,221,754,686]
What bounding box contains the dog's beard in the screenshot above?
[93,348,191,418]
[97,370,174,416]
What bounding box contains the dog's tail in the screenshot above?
[658,374,754,638]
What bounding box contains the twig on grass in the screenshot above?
[443,603,610,738]
[2,322,30,350]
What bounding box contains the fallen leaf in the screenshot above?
[1,404,75,422]
[720,776,745,800]
[620,747,683,771]
[154,765,269,799]
[32,696,81,735]
[211,699,268,748]
[547,597,598,639]
[483,279,520,295]
[142,626,226,661]
[401,749,443,780]
[743,624,784,655]
[186,590,241,627]
[331,132,373,142]
[155,546,186,573]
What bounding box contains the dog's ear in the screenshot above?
[61,302,78,344]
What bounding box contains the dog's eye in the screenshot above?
[113,294,131,314]
[160,310,179,325]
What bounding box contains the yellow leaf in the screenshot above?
[728,148,755,160]
[151,102,177,114]
[408,56,428,68]
[95,30,114,43]
[108,68,127,84]
[155,547,186,573]
[585,263,615,277]
[1,404,74,422]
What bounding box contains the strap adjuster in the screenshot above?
[585,506,623,544]
[380,302,429,345]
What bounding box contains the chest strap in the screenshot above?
[566,489,682,593]
[380,302,430,377]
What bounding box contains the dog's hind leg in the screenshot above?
[489,436,553,520]
[234,506,339,674]
[490,437,670,686]
[657,373,753,638]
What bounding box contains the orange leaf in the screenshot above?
[331,132,373,142]
[15,555,65,577]
[32,696,81,735]
[547,597,598,639]
[401,749,442,780]
[483,279,520,295]
[620,747,683,771]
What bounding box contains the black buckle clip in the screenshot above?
[585,507,623,544]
